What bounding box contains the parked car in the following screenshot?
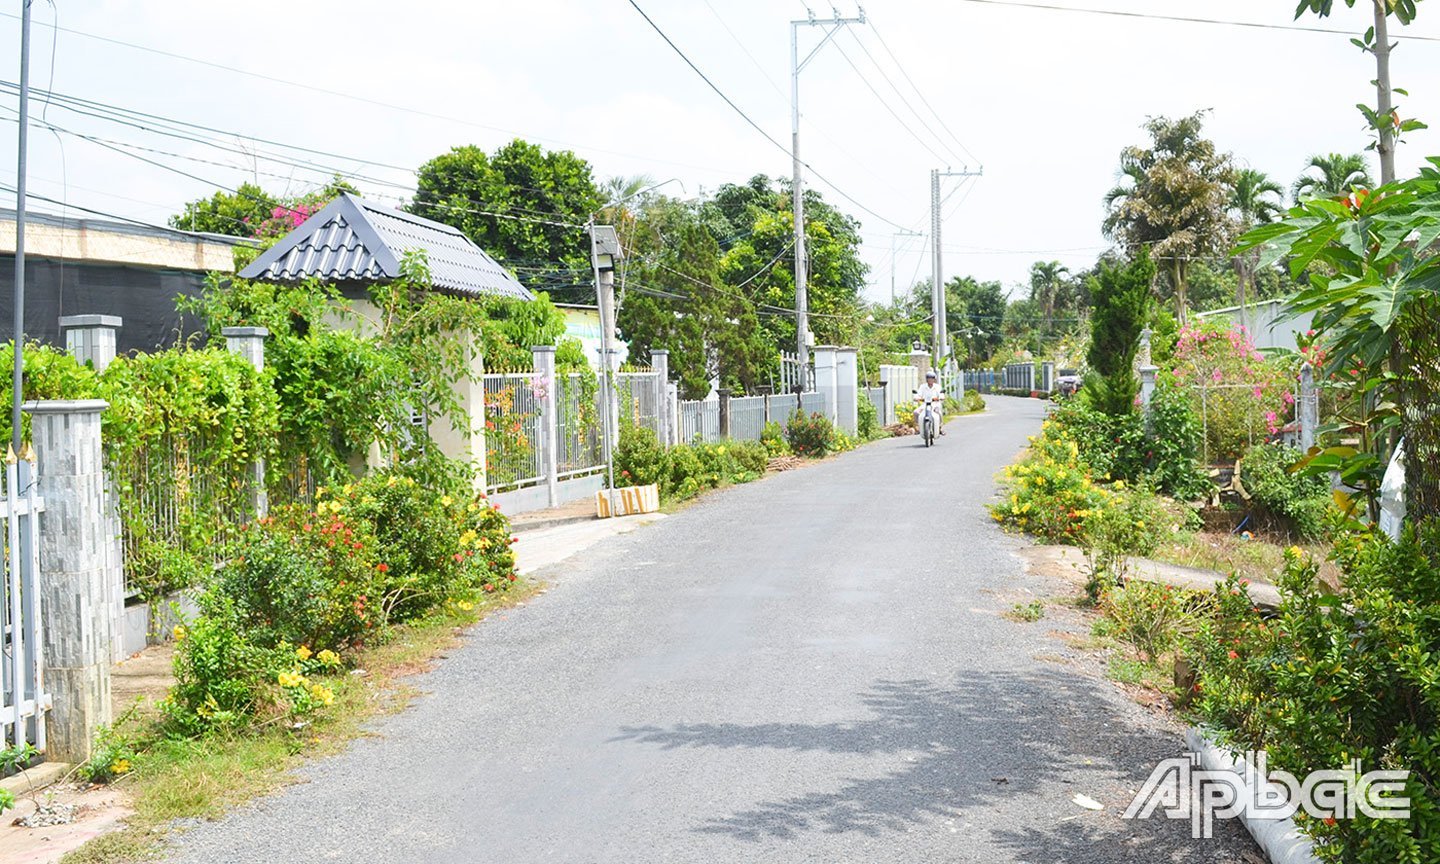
[1056,369,1082,397]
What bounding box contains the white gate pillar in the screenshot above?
[532,346,559,509]
[836,347,859,434]
[813,345,839,424]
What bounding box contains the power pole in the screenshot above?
[930,166,982,367]
[12,0,33,451]
[891,229,921,306]
[791,5,864,390]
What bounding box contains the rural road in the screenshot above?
[168,395,1256,863]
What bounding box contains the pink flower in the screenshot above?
[1211,368,1223,382]
[1283,391,1295,405]
[1253,385,1264,399]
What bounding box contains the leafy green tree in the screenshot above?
[1084,248,1155,417]
[170,176,358,242]
[1103,112,1236,325]
[1295,0,1428,185]
[1291,152,1374,201]
[949,276,1007,361]
[411,139,602,290]
[1229,169,1286,308]
[1235,158,1440,519]
[171,182,276,236]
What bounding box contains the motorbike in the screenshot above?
[912,392,943,447]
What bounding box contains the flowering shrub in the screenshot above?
[1098,580,1212,661]
[786,410,837,458]
[1044,377,1210,500]
[760,421,789,457]
[1083,484,1172,601]
[166,465,516,735]
[1170,320,1294,463]
[989,434,1108,543]
[1189,525,1440,861]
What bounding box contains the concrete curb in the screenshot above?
[510,514,597,535]
[0,760,73,797]
[1185,728,1320,864]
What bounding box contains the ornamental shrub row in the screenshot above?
[613,424,770,502]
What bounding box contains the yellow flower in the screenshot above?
[278,671,305,688]
[441,496,453,507]
[1286,545,1303,558]
[386,475,399,487]
[110,758,131,775]
[295,645,313,660]
[172,625,187,641]
[317,649,340,667]
[458,601,474,611]
[310,684,335,706]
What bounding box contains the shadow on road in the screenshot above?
[612,668,1256,860]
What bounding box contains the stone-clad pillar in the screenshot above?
[25,399,111,762]
[221,327,269,518]
[59,315,122,373]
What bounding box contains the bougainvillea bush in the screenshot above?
[1169,320,1295,464]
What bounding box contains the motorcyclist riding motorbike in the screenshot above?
[914,370,945,436]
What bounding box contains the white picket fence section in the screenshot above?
[1,454,49,753]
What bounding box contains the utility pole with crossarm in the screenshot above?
[930,166,982,368]
[790,5,864,391]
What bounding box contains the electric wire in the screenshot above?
[866,20,981,167]
[626,0,908,231]
[952,0,1440,41]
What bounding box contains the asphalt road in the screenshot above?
[168,396,1257,863]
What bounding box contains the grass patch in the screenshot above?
[1151,530,1338,587]
[1004,599,1046,622]
[59,579,542,863]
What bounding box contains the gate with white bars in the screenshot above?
[1,451,50,754]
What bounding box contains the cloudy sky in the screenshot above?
[3,0,1439,303]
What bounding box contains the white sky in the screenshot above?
[3,0,1439,304]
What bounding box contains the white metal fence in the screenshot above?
[680,400,720,443]
[729,395,768,441]
[483,371,545,494]
[1,455,49,754]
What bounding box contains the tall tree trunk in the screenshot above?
[1173,259,1188,326]
[1374,1,1396,185]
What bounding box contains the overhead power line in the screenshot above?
[953,0,1440,41]
[866,20,980,167]
[0,10,744,178]
[829,38,952,166]
[625,0,907,231]
[840,28,969,168]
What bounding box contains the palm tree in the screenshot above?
[1028,261,1069,333]
[1292,153,1373,202]
[1228,169,1285,309]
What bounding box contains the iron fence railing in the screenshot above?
[482,372,544,493]
[729,395,767,441]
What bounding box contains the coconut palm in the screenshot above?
[1292,153,1373,201]
[1028,261,1070,333]
[1229,169,1285,308]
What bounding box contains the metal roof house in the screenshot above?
[239,193,533,301]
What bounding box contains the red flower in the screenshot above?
[376,563,389,573]
[1227,650,1238,659]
